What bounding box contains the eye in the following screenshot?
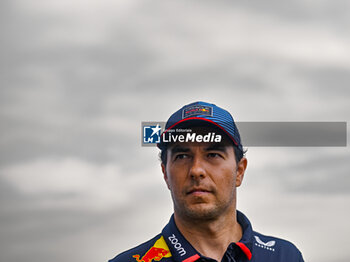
[207,152,222,158]
[174,154,189,160]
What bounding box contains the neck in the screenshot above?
[174,208,242,261]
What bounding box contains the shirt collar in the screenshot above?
[162,215,200,262]
[235,210,253,260]
[162,210,253,262]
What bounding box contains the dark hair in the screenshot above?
[159,144,246,167]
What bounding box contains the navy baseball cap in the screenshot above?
[157,101,243,152]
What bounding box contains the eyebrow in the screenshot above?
[169,143,229,154]
[170,145,190,154]
[205,144,228,152]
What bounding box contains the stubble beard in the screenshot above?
[172,190,236,222]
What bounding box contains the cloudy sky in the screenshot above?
[1,0,349,261]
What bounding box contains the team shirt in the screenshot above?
[109,210,304,262]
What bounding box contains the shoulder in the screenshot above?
[252,231,304,262]
[108,234,163,262]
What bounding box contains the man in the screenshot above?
[109,101,304,262]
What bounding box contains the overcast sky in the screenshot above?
[1,1,349,262]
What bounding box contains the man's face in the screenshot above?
[161,126,247,221]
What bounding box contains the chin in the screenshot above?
[181,204,220,221]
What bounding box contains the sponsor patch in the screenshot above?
[168,234,186,257]
[133,236,172,262]
[254,236,275,252]
[182,105,213,119]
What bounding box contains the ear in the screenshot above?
[161,163,171,190]
[235,157,247,187]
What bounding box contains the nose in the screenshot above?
[189,155,206,180]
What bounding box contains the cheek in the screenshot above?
[166,167,185,190]
[216,167,236,188]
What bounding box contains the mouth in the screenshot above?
[186,187,212,195]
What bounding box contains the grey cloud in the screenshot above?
[299,66,350,96]
[0,173,170,262]
[230,0,350,32]
[1,1,349,262]
[264,149,350,194]
[0,114,137,166]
